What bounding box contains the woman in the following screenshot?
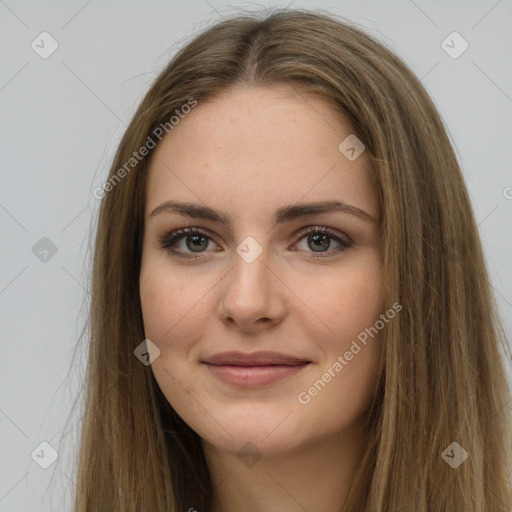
[74,8,512,511]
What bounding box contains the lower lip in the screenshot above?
[204,363,310,388]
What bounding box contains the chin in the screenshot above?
[195,407,309,459]
[201,428,300,460]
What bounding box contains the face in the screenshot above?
[139,84,384,458]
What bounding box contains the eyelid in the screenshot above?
[294,225,353,244]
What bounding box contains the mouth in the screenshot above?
[201,351,311,388]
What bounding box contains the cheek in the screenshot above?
[139,268,195,347]
[301,255,384,411]
[139,268,216,433]
[312,256,384,344]
[140,276,172,342]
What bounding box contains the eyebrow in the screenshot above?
[149,199,377,229]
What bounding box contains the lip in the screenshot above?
[202,351,311,388]
[202,350,311,366]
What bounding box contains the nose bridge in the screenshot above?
[229,236,271,301]
[218,235,284,326]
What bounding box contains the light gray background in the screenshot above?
[1,1,511,510]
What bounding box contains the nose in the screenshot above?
[217,243,287,333]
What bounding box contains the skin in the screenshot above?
[139,84,385,511]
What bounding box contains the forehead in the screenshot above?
[145,85,378,224]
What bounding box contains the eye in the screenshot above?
[293,225,353,258]
[159,225,353,259]
[159,227,218,259]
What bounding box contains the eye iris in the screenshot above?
[186,234,208,252]
[308,233,330,252]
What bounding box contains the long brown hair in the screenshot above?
[72,8,512,511]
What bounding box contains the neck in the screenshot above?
[203,422,368,512]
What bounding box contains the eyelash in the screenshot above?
[158,226,353,260]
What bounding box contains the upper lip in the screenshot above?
[202,351,311,366]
